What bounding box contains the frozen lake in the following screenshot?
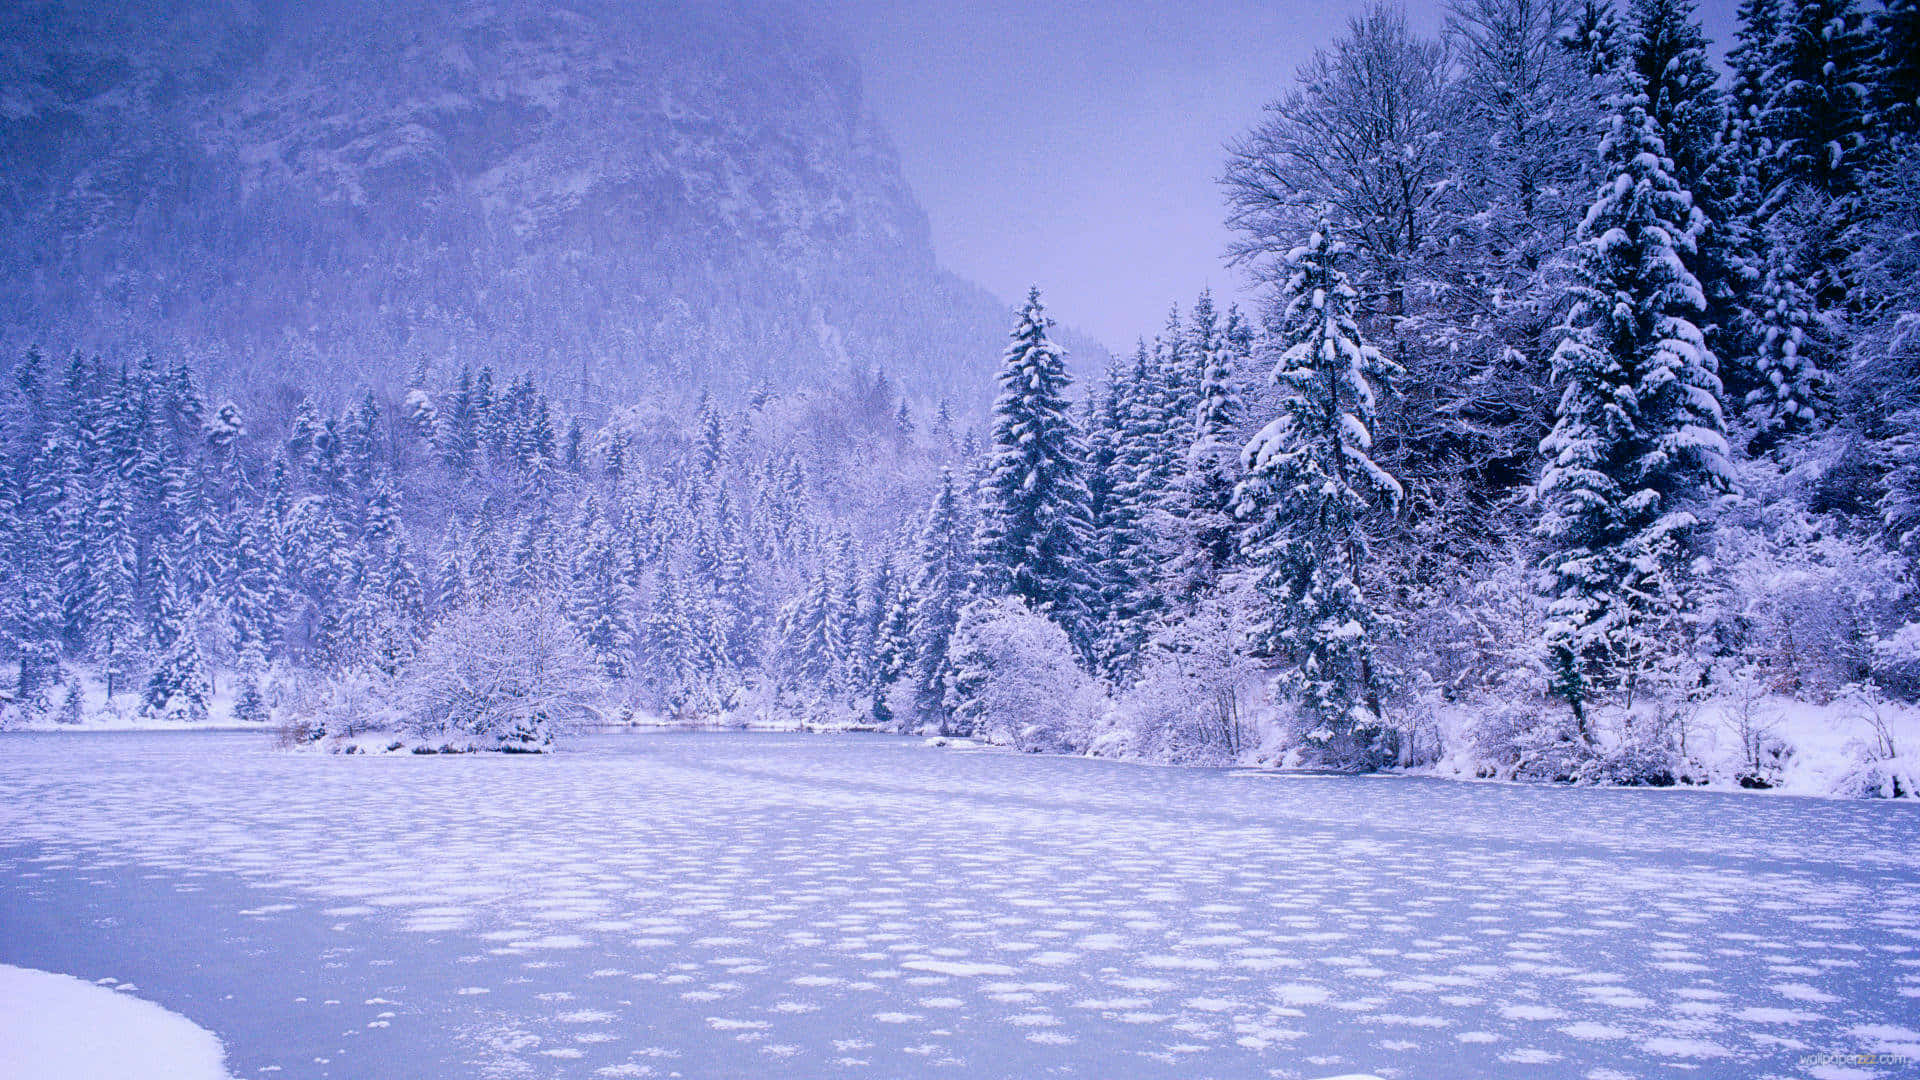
[2,731,1918,1080]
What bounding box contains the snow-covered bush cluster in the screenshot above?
[2,0,1918,791]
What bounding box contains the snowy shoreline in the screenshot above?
[0,965,234,1080]
[8,714,1917,803]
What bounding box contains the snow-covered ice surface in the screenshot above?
[2,730,1918,1080]
[0,963,234,1079]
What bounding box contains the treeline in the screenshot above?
[921,0,1920,776]
[2,0,1917,781]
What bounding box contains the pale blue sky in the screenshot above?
[835,0,1738,350]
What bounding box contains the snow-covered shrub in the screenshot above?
[1832,685,1919,798]
[309,668,404,741]
[1581,707,1682,787]
[1719,677,1791,788]
[1109,593,1266,764]
[1716,459,1916,698]
[1871,623,1920,700]
[1470,700,1592,782]
[945,597,1105,753]
[400,594,608,751]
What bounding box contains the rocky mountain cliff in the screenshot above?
[0,0,1024,402]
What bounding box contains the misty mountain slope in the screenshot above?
[0,0,1019,399]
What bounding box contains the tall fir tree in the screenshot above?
[570,503,637,678]
[1744,228,1833,440]
[1875,0,1920,136]
[1234,224,1403,765]
[1763,0,1877,205]
[908,469,973,732]
[1535,84,1731,724]
[974,288,1098,656]
[1165,290,1247,599]
[143,549,212,721]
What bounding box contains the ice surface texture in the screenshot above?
[1,731,1917,1079]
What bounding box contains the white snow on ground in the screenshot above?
[0,730,1916,1079]
[1421,693,1920,798]
[0,964,233,1080]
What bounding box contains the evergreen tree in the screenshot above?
[868,562,916,728]
[1165,290,1247,597]
[640,564,701,693]
[232,675,271,724]
[776,561,847,692]
[570,507,637,678]
[1234,224,1403,765]
[1622,0,1740,364]
[693,485,758,668]
[696,391,727,481]
[286,397,321,468]
[1623,0,1722,204]
[344,391,381,488]
[143,551,212,721]
[439,368,478,474]
[228,507,286,665]
[1744,235,1833,440]
[57,676,85,725]
[1096,342,1169,672]
[1875,0,1920,136]
[1535,88,1731,724]
[1764,0,1877,204]
[1714,0,1784,403]
[908,469,973,732]
[974,288,1098,656]
[87,477,141,696]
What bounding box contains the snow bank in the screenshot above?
[0,965,233,1080]
[1418,690,1920,798]
[0,664,269,733]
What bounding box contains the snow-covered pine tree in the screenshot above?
[1157,303,1200,450]
[1163,290,1247,600]
[850,550,899,697]
[86,476,141,697]
[1098,340,1172,674]
[974,287,1098,657]
[1744,234,1832,440]
[1234,223,1404,767]
[693,484,758,668]
[776,560,846,694]
[1710,0,1783,405]
[10,573,63,713]
[227,507,286,665]
[1535,83,1731,724]
[1757,0,1877,325]
[143,550,211,721]
[570,504,637,679]
[57,676,85,725]
[868,559,916,728]
[1622,0,1741,367]
[1726,0,1783,201]
[344,391,381,489]
[696,391,727,481]
[232,674,271,724]
[908,468,973,732]
[438,368,478,475]
[507,511,560,594]
[1876,0,1920,136]
[1624,0,1723,209]
[1764,0,1877,205]
[639,563,700,694]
